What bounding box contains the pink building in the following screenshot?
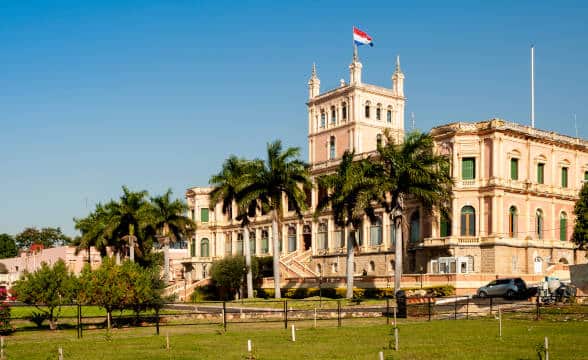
[182,53,587,292]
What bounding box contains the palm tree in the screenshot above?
[73,203,112,264]
[147,189,196,284]
[315,151,378,298]
[102,186,151,265]
[209,156,259,299]
[375,130,453,293]
[240,141,311,299]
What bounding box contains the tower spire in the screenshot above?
[308,62,320,99]
[392,54,405,97]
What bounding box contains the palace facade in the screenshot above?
[182,53,588,292]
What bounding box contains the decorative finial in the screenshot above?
[311,62,317,77]
[395,55,401,73]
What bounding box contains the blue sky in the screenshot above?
[1,1,587,236]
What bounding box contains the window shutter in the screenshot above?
[462,158,475,180]
[562,167,568,188]
[200,208,209,222]
[537,164,544,184]
[560,217,567,241]
[510,159,518,180]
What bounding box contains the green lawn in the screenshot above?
[1,318,586,359]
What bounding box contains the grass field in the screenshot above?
[1,317,587,359]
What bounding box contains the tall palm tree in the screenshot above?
[315,151,378,298]
[375,130,453,293]
[240,141,311,299]
[73,203,111,264]
[209,156,259,299]
[147,189,196,283]
[102,186,151,265]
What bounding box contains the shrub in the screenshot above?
[256,288,275,299]
[190,285,219,302]
[0,303,10,334]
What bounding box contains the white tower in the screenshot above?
[392,55,404,97]
[308,63,320,99]
[349,48,363,85]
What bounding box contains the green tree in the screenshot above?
[573,182,588,249]
[240,141,311,298]
[77,258,163,330]
[11,260,76,330]
[210,256,258,300]
[375,130,453,292]
[315,151,378,298]
[73,203,112,262]
[0,234,18,259]
[15,227,71,251]
[146,189,195,283]
[209,156,258,298]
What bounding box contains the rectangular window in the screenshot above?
[342,106,347,120]
[537,163,545,184]
[462,157,475,180]
[562,167,568,188]
[585,171,588,182]
[387,110,392,123]
[510,158,519,180]
[200,208,209,223]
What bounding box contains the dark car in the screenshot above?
[477,278,527,299]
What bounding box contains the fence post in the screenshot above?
[222,301,227,331]
[386,298,390,325]
[77,304,83,339]
[337,300,342,327]
[428,297,432,321]
[155,308,160,335]
[535,295,540,321]
[454,296,457,320]
[283,300,288,329]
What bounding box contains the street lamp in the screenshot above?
[318,267,323,308]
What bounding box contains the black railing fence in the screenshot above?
[4,295,587,337]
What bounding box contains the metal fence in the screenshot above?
[5,295,588,337]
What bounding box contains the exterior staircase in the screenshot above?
[280,249,318,278]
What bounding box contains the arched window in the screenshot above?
[376,134,382,148]
[370,216,383,245]
[288,226,297,252]
[261,230,269,254]
[376,105,381,120]
[560,212,568,241]
[342,102,347,120]
[331,262,338,273]
[386,108,392,123]
[249,231,256,255]
[330,106,336,124]
[460,206,476,236]
[365,103,370,118]
[316,263,322,275]
[536,209,544,240]
[190,238,196,257]
[369,261,376,272]
[410,211,420,243]
[440,213,451,237]
[200,238,210,257]
[508,206,517,238]
[329,136,336,159]
[317,222,328,249]
[320,111,326,128]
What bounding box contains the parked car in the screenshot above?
[477,278,528,299]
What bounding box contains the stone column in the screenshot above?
[479,196,485,237]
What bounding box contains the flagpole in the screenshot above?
[353,27,358,61]
[531,45,535,128]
